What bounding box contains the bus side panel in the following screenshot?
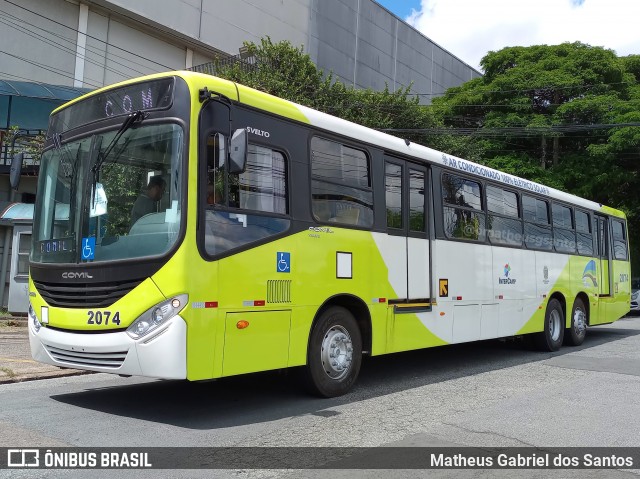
[517,252,569,335]
[153,236,223,381]
[372,234,448,353]
[603,259,631,324]
[566,255,599,327]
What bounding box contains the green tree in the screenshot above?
[432,42,640,271]
[4,126,45,164]
[213,37,437,143]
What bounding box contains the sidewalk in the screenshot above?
[0,318,89,384]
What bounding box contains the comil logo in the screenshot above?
[8,449,39,467]
[62,272,94,279]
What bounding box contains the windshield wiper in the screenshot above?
[91,110,148,175]
[89,110,147,205]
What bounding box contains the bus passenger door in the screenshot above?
[592,215,612,324]
[406,166,430,301]
[595,215,612,296]
[383,158,431,352]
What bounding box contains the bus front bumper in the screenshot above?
[29,316,187,380]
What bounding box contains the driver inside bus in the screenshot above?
[130,176,166,226]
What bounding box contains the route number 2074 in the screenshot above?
[87,310,121,326]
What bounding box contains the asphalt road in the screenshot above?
[1,316,640,478]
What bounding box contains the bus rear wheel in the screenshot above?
[534,298,564,352]
[564,297,587,346]
[305,306,362,398]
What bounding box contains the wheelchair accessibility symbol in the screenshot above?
[277,252,290,273]
[82,237,96,260]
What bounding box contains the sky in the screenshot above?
[376,0,640,71]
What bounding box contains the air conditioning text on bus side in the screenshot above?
[442,154,550,196]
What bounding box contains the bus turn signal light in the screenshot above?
[237,320,250,329]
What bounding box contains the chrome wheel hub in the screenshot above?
[573,308,586,336]
[549,309,561,342]
[320,325,353,380]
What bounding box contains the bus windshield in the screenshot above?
[31,122,184,264]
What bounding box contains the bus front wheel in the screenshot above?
[564,297,587,346]
[534,298,564,352]
[305,306,362,397]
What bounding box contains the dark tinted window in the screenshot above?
[554,228,576,253]
[311,137,373,228]
[552,204,573,229]
[575,210,590,233]
[444,207,486,241]
[385,163,403,229]
[409,169,425,232]
[311,137,369,188]
[524,222,553,250]
[612,219,628,260]
[487,185,518,217]
[488,215,523,246]
[522,195,549,224]
[442,174,485,242]
[442,173,482,210]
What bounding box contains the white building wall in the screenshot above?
[0,0,79,85]
[0,0,479,94]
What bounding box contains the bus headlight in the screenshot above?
[126,294,188,340]
[28,303,42,333]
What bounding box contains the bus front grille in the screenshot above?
[33,279,143,308]
[45,345,128,369]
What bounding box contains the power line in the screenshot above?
[0,9,151,80]
[381,123,640,136]
[0,14,131,87]
[3,0,175,71]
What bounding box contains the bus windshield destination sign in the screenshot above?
[50,78,175,134]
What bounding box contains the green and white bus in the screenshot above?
[26,71,631,397]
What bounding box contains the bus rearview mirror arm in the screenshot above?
[199,87,247,174]
[228,128,248,174]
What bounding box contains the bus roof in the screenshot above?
[52,71,623,218]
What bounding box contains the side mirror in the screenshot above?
[10,152,24,190]
[228,128,247,174]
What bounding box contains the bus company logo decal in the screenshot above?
[582,260,598,288]
[61,271,94,279]
[247,126,270,138]
[543,266,550,284]
[498,263,516,285]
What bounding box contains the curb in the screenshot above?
[0,369,93,385]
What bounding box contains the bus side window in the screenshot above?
[310,137,373,227]
[612,219,628,260]
[206,133,226,205]
[575,210,593,256]
[441,173,485,241]
[486,185,522,246]
[522,195,552,250]
[552,203,576,254]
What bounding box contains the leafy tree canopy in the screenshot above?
[433,42,640,270]
[213,37,436,143]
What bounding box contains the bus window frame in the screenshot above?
[309,134,374,230]
[197,101,293,262]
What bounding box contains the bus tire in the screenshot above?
[534,298,564,351]
[305,306,362,398]
[564,297,587,346]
